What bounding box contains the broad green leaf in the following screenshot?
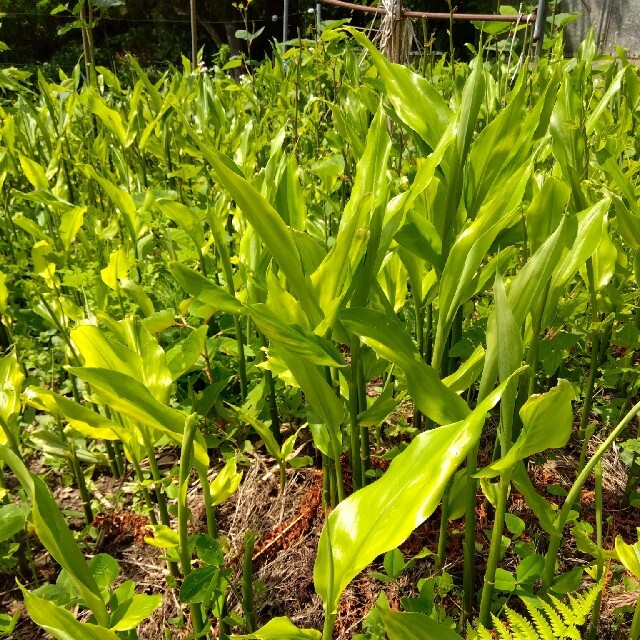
[348,29,452,148]
[86,168,139,239]
[12,213,51,243]
[101,248,132,290]
[170,263,246,315]
[582,222,616,290]
[183,134,318,325]
[58,206,86,251]
[543,199,609,325]
[209,458,243,506]
[89,553,119,593]
[31,240,58,284]
[86,90,128,147]
[179,566,219,604]
[615,198,640,249]
[109,593,162,631]
[0,351,23,445]
[119,278,155,317]
[442,345,485,394]
[615,531,640,579]
[0,271,7,313]
[144,524,179,549]
[121,316,172,404]
[511,462,556,535]
[21,589,117,640]
[526,177,570,254]
[478,380,574,477]
[158,200,205,249]
[340,308,469,425]
[66,367,209,475]
[480,218,568,398]
[232,617,321,640]
[1,447,108,625]
[432,163,530,371]
[586,66,627,134]
[19,154,49,190]
[314,371,524,616]
[142,309,176,334]
[232,403,281,462]
[276,346,345,459]
[166,325,208,380]
[0,503,27,543]
[24,386,122,441]
[251,304,344,368]
[378,605,463,640]
[358,384,400,427]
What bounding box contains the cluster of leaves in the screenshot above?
[0,15,640,640]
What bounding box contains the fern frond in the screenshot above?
[476,581,604,640]
[476,626,495,640]
[505,607,538,640]
[493,615,514,640]
[523,600,555,638]
[548,593,578,627]
[539,598,569,636]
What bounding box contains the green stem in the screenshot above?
[578,331,600,472]
[242,530,257,633]
[178,415,205,634]
[479,472,512,627]
[540,400,640,596]
[435,477,453,573]
[462,445,480,624]
[349,338,363,491]
[630,592,640,640]
[199,469,218,538]
[141,429,171,527]
[587,461,604,640]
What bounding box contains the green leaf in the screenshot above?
[58,206,86,251]
[383,548,405,579]
[0,503,27,543]
[158,200,205,250]
[89,553,119,593]
[377,600,463,640]
[101,248,132,290]
[193,534,224,566]
[109,593,162,631]
[358,384,400,427]
[476,380,575,477]
[19,154,49,190]
[516,554,545,585]
[209,458,243,506]
[21,589,118,640]
[251,304,344,368]
[119,278,155,317]
[180,566,219,604]
[232,617,321,639]
[231,404,281,462]
[339,308,469,425]
[86,90,128,147]
[144,524,179,549]
[615,532,640,578]
[166,326,208,381]
[348,29,451,148]
[494,568,516,592]
[1,447,108,625]
[0,351,24,444]
[182,135,318,325]
[25,386,122,441]
[170,263,246,315]
[314,370,524,616]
